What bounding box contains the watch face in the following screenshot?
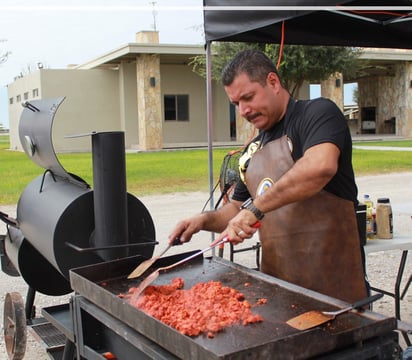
[257,177,274,197]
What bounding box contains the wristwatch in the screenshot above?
[240,198,264,220]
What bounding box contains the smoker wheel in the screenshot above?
[3,292,27,360]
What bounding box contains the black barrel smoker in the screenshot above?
[0,98,156,359]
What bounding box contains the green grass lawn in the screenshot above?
[353,140,412,147]
[1,134,412,205]
[0,134,234,204]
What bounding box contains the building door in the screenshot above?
[361,107,376,134]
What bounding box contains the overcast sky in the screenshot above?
[0,0,204,127]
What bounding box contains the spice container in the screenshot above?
[363,194,375,240]
[376,197,393,239]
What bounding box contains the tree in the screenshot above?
[190,42,361,98]
[190,42,264,79]
[265,44,361,98]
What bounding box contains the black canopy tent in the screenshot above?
[203,0,412,48]
[202,1,412,209]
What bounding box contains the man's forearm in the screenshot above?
[201,201,241,233]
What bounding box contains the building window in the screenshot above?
[16,95,21,103]
[9,98,13,105]
[24,92,29,100]
[164,95,189,121]
[32,88,39,97]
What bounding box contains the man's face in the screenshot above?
[224,72,280,131]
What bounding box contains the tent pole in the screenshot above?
[206,41,216,244]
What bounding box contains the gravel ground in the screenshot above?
[0,172,411,359]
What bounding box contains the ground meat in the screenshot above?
[257,298,267,305]
[126,278,263,337]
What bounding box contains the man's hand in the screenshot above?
[168,201,242,245]
[212,217,260,246]
[168,215,204,244]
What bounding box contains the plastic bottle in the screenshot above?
[376,197,393,239]
[363,194,375,240]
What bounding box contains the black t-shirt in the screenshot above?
[232,97,358,204]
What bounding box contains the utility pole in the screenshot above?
[150,1,157,31]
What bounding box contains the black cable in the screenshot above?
[201,180,220,213]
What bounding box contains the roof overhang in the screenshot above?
[73,43,205,70]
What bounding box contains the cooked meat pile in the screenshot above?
[126,278,264,338]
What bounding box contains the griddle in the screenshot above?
[70,251,397,360]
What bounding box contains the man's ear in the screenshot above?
[266,72,281,90]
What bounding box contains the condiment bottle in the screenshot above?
[376,198,393,239]
[363,194,375,240]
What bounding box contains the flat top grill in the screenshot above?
[70,252,397,360]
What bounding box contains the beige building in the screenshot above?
[320,48,412,137]
[356,48,412,137]
[8,31,222,152]
[8,32,411,152]
[6,31,310,152]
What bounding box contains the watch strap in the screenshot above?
[240,198,264,220]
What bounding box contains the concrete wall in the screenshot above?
[8,69,119,152]
[161,64,207,144]
[8,65,234,152]
[211,81,232,142]
[119,62,139,149]
[320,73,344,110]
[7,71,42,150]
[358,62,412,137]
[6,63,328,153]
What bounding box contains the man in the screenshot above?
[168,49,367,303]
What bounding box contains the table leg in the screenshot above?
[395,251,411,347]
[395,251,408,320]
[369,250,411,347]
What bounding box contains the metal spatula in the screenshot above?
[129,236,229,303]
[127,237,181,279]
[130,222,261,302]
[286,293,383,330]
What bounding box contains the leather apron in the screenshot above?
[245,135,367,303]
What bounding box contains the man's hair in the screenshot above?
[221,49,279,87]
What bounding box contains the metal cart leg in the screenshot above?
[401,274,411,300]
[25,287,36,323]
[394,251,408,320]
[62,338,76,360]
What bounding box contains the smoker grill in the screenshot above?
[0,98,403,359]
[1,98,155,359]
